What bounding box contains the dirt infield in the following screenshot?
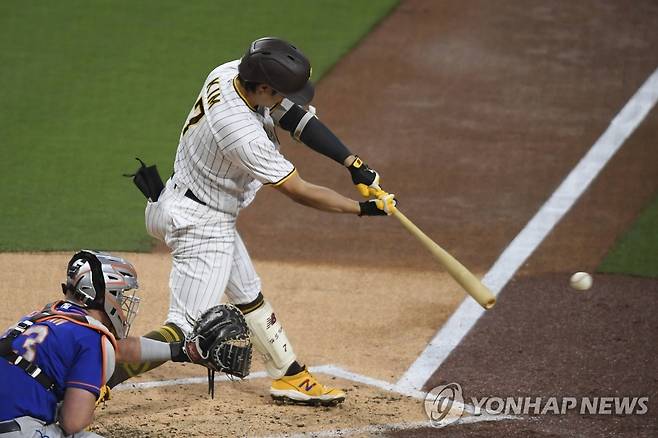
[0,255,467,383]
[0,254,466,436]
[2,0,658,436]
[422,274,658,437]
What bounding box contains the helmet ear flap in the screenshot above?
[63,250,140,339]
[66,250,106,308]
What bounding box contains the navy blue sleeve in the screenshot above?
[64,330,105,397]
[278,104,353,164]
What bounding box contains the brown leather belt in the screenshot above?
[184,189,206,206]
[173,183,207,206]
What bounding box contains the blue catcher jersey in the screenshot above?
[0,302,116,423]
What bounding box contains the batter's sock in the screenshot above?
[285,361,305,376]
[107,323,184,388]
[235,292,265,314]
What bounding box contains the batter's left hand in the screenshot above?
[359,193,397,216]
[347,156,386,198]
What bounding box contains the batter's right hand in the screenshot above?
[347,156,387,199]
[359,193,397,216]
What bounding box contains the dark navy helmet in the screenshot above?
[238,37,314,105]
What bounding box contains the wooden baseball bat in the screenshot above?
[392,208,496,309]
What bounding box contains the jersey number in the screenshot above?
[21,325,49,362]
[181,78,221,136]
[182,96,205,136]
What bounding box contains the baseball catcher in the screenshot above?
[0,250,141,437]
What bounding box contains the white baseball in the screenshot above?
[569,272,593,291]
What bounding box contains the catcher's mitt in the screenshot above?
[185,304,252,380]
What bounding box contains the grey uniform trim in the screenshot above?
[270,98,295,124]
[293,112,315,141]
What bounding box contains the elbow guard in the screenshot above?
[276,102,315,141]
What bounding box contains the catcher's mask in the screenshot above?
[61,250,140,339]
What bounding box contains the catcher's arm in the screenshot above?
[116,336,184,363]
[116,305,252,378]
[59,388,97,435]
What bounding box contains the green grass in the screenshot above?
[598,193,658,278]
[0,0,398,251]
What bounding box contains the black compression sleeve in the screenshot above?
[278,105,353,164]
[299,117,352,164]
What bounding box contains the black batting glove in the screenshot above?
[359,193,397,216]
[348,156,385,198]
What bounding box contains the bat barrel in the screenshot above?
[392,208,496,310]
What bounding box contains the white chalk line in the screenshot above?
[112,367,363,391]
[261,414,519,438]
[114,364,473,413]
[311,365,426,400]
[396,66,658,393]
[114,370,270,390]
[114,364,433,399]
[114,363,511,437]
[113,365,421,397]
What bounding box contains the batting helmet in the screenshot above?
[238,37,314,105]
[62,250,140,339]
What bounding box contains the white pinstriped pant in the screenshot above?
[0,416,103,437]
[145,180,261,334]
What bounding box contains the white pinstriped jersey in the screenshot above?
[172,60,295,215]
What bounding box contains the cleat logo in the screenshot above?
[266,312,277,329]
[299,379,316,392]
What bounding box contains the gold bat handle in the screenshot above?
[392,208,496,310]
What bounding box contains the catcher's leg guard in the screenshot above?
[107,323,184,388]
[237,294,296,379]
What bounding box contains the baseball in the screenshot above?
[569,272,593,291]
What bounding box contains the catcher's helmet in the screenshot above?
[238,37,314,105]
[62,250,140,339]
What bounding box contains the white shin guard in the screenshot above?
[244,300,296,379]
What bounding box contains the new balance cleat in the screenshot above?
[270,368,346,406]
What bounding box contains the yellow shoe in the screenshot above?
[270,368,346,406]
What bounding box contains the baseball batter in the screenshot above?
[111,37,396,406]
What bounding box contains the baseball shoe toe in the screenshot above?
[270,367,345,407]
